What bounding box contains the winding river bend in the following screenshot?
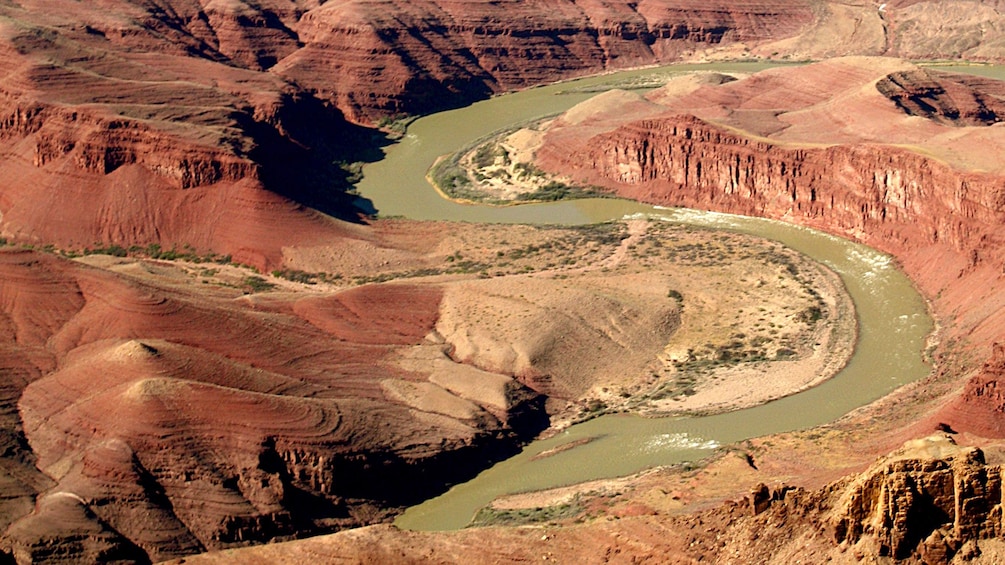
[354,63,933,531]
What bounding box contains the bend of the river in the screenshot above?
[353,62,933,531]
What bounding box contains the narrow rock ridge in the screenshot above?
[877,69,1005,126]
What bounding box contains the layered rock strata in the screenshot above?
[0,2,1003,265]
[0,0,810,265]
[0,249,547,562]
[280,0,817,122]
[534,57,1005,436]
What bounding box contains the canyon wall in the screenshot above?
[280,0,817,122]
[534,60,1005,439]
[0,1,1004,262]
[560,114,1005,266]
[0,0,819,261]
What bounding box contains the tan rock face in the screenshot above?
[828,438,1003,561]
[884,0,1005,63]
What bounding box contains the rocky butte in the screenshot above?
[2,0,1005,563]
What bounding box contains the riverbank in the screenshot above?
[528,218,859,429]
[341,61,933,533]
[152,59,945,562]
[426,120,597,205]
[422,106,859,425]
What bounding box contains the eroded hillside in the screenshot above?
[2,1,1005,563]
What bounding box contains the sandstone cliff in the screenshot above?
[556,114,1004,267]
[827,437,1003,562]
[535,58,1005,437]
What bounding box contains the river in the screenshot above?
[352,62,933,531]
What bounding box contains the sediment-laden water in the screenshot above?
[353,62,933,531]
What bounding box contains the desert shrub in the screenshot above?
[242,276,275,293]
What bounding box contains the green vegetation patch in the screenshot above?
[429,121,605,205]
[470,500,585,528]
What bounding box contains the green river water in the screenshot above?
[352,62,934,531]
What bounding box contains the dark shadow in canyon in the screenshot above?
[333,395,551,510]
[248,79,503,222]
[243,93,393,223]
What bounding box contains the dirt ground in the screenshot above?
[77,209,854,427]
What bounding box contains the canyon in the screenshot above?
[2,0,1005,563]
[532,56,1005,438]
[0,0,999,263]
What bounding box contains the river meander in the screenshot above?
[353,62,933,531]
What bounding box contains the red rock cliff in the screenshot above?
[535,58,1005,437]
[561,114,1005,264]
[3,1,1005,265]
[280,0,817,122]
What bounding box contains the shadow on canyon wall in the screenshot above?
[242,93,394,223]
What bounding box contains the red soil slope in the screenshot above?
[0,249,544,562]
[0,5,368,268]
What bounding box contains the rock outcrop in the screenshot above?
[828,437,1003,561]
[876,69,1005,126]
[159,435,1005,564]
